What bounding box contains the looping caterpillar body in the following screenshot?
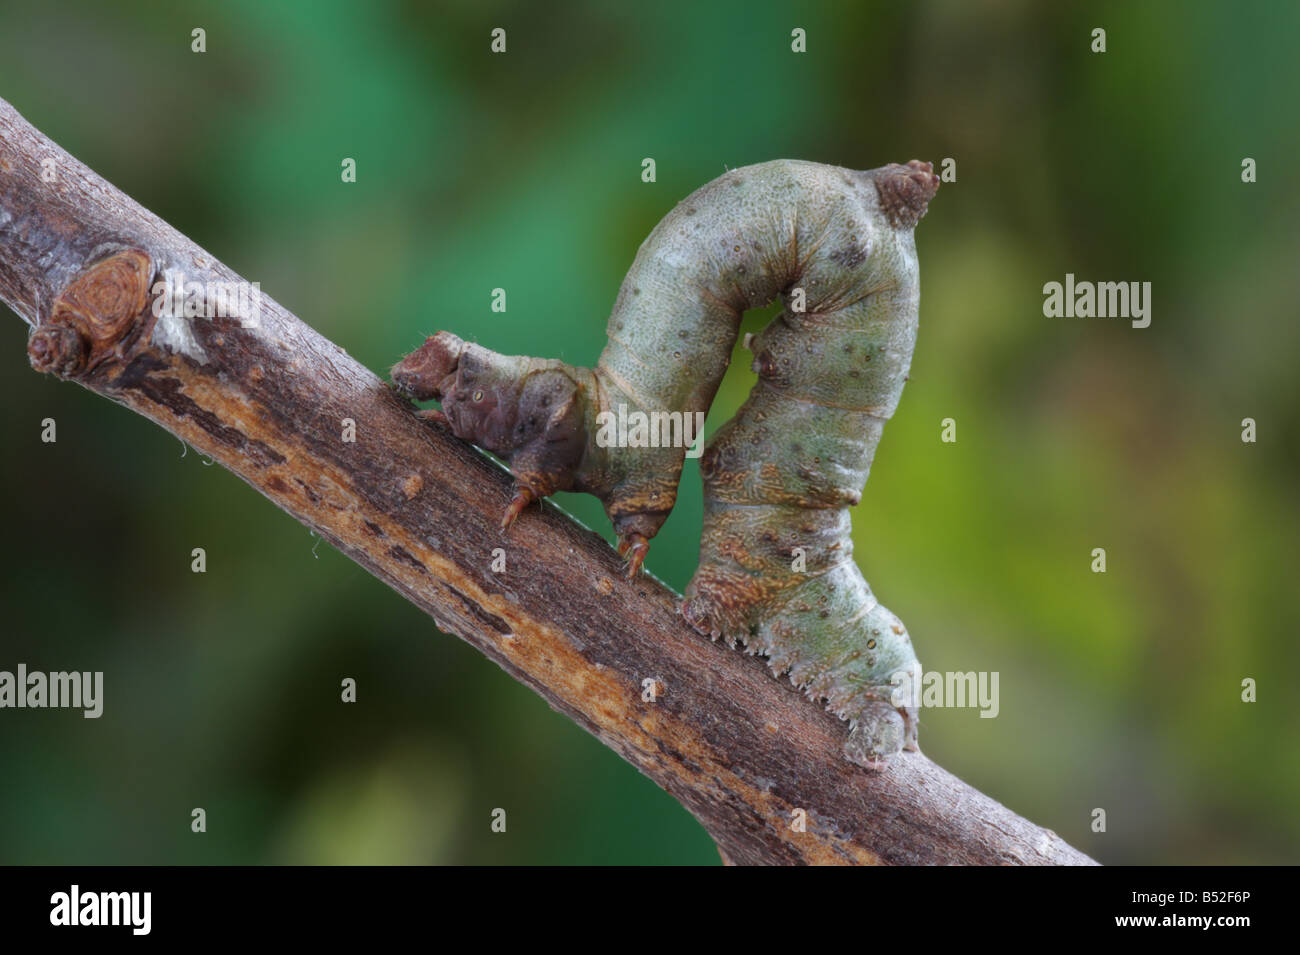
[392,159,939,768]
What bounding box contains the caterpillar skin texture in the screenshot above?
[392,159,939,768]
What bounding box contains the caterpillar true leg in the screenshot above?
[616,531,651,578]
[414,407,449,426]
[500,486,536,531]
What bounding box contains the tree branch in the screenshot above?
[0,96,1095,866]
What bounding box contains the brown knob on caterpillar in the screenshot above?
[873,160,940,229]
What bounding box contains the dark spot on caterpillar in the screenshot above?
[686,207,697,215]
[867,638,877,649]
[844,344,854,353]
[831,244,868,270]
[819,610,830,619]
[633,287,641,295]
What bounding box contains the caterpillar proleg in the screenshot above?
[391,159,939,768]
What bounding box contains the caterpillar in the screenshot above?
[391,159,939,768]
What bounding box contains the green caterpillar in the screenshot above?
[392,159,939,768]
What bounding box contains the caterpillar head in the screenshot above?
[391,331,465,403]
[392,332,587,471]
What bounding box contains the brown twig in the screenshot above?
[0,96,1096,865]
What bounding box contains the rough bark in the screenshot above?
[0,96,1096,866]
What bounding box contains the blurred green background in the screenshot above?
[1,0,1296,865]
